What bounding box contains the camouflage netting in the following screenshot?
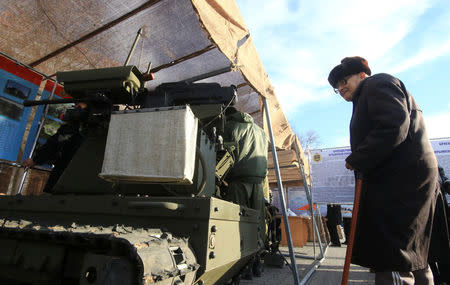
[0,0,307,179]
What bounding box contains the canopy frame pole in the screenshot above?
[182,66,233,83]
[262,96,300,285]
[293,140,324,258]
[0,51,54,80]
[312,202,316,259]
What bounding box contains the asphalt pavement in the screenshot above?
[240,242,375,285]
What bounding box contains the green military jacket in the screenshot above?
[224,111,268,182]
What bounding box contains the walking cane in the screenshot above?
[341,172,363,285]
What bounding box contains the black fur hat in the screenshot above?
[328,56,371,88]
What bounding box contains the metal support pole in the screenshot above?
[308,153,316,259]
[293,141,324,258]
[314,203,333,247]
[303,166,324,258]
[0,51,55,81]
[124,28,143,66]
[313,203,316,260]
[299,245,329,285]
[316,205,327,247]
[262,96,300,285]
[182,66,233,83]
[17,80,58,194]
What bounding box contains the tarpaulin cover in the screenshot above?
[267,137,311,187]
[0,0,308,177]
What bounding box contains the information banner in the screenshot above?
[310,138,450,205]
[431,138,450,202]
[431,138,450,174]
[0,55,43,162]
[310,147,355,204]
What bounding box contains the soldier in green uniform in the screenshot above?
[222,107,268,278]
[222,107,268,245]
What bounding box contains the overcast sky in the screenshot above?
[236,0,450,148]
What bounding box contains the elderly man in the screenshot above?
[328,56,438,285]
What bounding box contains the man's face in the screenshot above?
[74,102,88,109]
[61,102,89,122]
[336,73,365,102]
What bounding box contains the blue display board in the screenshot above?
[0,55,43,162]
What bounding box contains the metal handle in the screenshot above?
[127,201,184,211]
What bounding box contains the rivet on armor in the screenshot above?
[209,235,216,249]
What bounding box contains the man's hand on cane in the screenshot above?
[345,162,354,170]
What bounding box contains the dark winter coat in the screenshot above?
[33,123,83,193]
[428,167,450,283]
[345,73,438,272]
[326,204,343,226]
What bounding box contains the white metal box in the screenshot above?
[99,106,198,184]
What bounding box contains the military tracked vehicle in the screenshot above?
[0,65,280,285]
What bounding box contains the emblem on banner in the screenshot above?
[313,153,322,162]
